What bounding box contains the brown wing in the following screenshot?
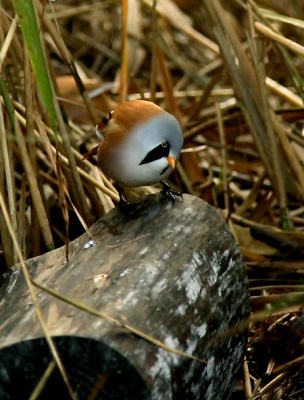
[82,145,99,160]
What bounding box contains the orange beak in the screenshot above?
[167,156,176,169]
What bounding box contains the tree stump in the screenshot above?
[0,194,250,400]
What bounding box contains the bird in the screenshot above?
[95,100,184,209]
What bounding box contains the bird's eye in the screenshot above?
[102,110,114,126]
[161,140,168,148]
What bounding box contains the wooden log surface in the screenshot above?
[0,194,250,399]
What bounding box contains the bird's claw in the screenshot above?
[117,184,137,212]
[161,181,183,202]
[118,198,139,212]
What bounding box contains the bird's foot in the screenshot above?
[161,181,183,202]
[118,198,138,212]
[116,184,141,213]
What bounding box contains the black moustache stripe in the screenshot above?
[160,165,169,175]
[139,143,170,165]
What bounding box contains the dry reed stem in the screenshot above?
[14,116,54,249]
[211,23,275,187]
[48,3,107,20]
[204,0,273,183]
[248,0,304,96]
[28,360,56,400]
[258,371,290,397]
[91,166,115,213]
[142,0,219,54]
[189,68,223,121]
[52,79,94,225]
[0,125,14,266]
[12,102,119,202]
[205,0,302,218]
[0,191,77,400]
[74,32,121,65]
[243,358,253,398]
[0,92,17,251]
[266,77,304,107]
[120,0,129,103]
[1,11,23,65]
[212,0,260,99]
[271,353,304,376]
[181,145,207,154]
[129,88,235,101]
[174,163,195,196]
[0,14,18,72]
[156,47,179,118]
[150,0,157,103]
[235,169,267,216]
[252,378,262,398]
[272,113,304,200]
[60,153,120,202]
[17,175,27,259]
[215,102,229,211]
[255,21,304,57]
[157,35,209,90]
[24,43,42,256]
[250,284,304,292]
[250,19,287,217]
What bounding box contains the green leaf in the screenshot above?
[12,0,57,132]
[260,8,304,29]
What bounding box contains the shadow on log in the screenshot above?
[0,194,250,400]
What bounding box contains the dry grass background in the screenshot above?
[1,0,304,398]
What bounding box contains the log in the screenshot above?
[0,194,250,399]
